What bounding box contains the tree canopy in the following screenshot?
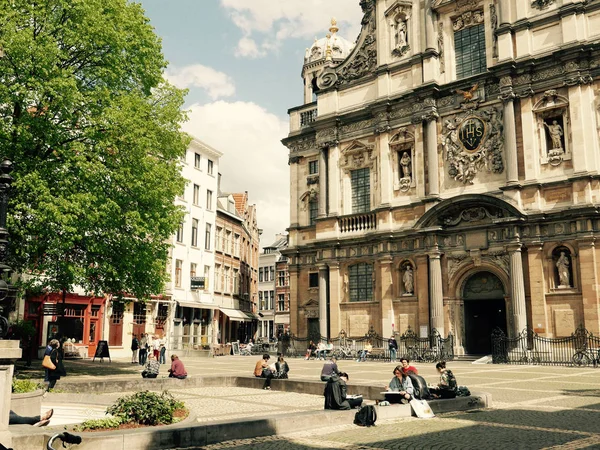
[0,0,188,299]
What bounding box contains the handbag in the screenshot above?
[42,354,56,370]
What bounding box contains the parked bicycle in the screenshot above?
[333,345,357,360]
[406,345,436,362]
[572,347,600,367]
[47,432,81,450]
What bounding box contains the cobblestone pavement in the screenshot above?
[158,357,600,450]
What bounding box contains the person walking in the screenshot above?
[47,340,66,390]
[159,342,167,364]
[131,334,139,364]
[139,334,148,366]
[153,336,160,360]
[388,335,398,363]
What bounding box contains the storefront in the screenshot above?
[24,292,106,357]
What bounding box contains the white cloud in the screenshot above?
[234,36,267,59]
[165,65,236,100]
[182,100,290,248]
[220,0,363,58]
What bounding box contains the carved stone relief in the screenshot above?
[531,0,555,9]
[287,137,316,154]
[442,206,504,227]
[340,119,375,137]
[316,128,338,147]
[386,1,412,58]
[339,140,377,180]
[442,106,505,185]
[438,22,445,74]
[452,9,484,32]
[490,3,498,59]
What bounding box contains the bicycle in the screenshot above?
[406,345,436,363]
[333,345,357,360]
[47,432,82,450]
[572,348,600,367]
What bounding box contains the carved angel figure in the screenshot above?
[456,83,479,101]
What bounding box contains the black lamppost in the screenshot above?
[0,158,14,337]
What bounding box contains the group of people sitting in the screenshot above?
[385,359,457,404]
[304,340,334,360]
[253,353,290,389]
[140,354,188,379]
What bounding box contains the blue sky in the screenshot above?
[138,0,363,247]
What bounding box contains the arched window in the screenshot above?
[349,263,373,302]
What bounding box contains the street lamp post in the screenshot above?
[0,158,14,337]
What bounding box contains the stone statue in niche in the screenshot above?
[402,265,414,296]
[398,151,412,192]
[544,119,564,150]
[556,251,570,288]
[391,13,410,58]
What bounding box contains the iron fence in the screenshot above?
[282,327,454,362]
[491,326,600,367]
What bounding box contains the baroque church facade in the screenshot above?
[283,0,600,355]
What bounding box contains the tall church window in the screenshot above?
[351,168,370,213]
[349,263,373,302]
[309,199,318,225]
[454,22,486,79]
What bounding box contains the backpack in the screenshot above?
[456,386,471,397]
[446,370,458,391]
[407,373,431,400]
[354,404,377,427]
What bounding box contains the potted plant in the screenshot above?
[11,379,45,417]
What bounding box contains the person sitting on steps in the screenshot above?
[386,365,414,404]
[168,354,187,379]
[429,361,457,399]
[254,353,274,390]
[142,353,160,378]
[9,409,53,427]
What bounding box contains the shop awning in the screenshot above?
[177,300,218,310]
[220,308,252,322]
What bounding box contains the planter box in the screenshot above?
[11,389,44,417]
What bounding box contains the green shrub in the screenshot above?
[74,417,122,431]
[106,391,184,426]
[12,379,44,393]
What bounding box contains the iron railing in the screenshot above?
[282,326,454,362]
[491,326,600,367]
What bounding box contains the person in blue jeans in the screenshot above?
[388,335,398,362]
[159,343,166,364]
[357,341,372,362]
[43,339,57,382]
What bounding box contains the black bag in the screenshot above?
[354,404,377,427]
[457,386,471,397]
[408,373,431,400]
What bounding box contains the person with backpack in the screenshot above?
[388,335,398,363]
[429,361,458,399]
[324,372,361,410]
[386,365,414,404]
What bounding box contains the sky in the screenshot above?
[138,0,363,248]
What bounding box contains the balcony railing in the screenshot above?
[338,212,377,233]
[300,108,317,127]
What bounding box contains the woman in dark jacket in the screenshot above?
[47,340,66,390]
[275,355,289,379]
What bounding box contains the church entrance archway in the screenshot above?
[462,271,507,355]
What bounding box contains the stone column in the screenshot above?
[508,243,527,336]
[502,94,519,183]
[289,265,300,335]
[498,0,511,26]
[318,148,327,218]
[429,250,445,337]
[425,117,440,197]
[318,264,328,338]
[425,0,437,51]
[416,255,430,335]
[289,156,301,229]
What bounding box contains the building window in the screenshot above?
[191,219,198,247]
[190,262,197,278]
[349,263,374,302]
[133,303,146,324]
[193,184,200,205]
[454,23,486,79]
[309,272,319,288]
[278,271,286,287]
[259,268,264,282]
[234,234,240,257]
[233,269,239,294]
[194,153,201,169]
[309,160,318,175]
[270,266,274,281]
[224,267,230,293]
[269,291,274,310]
[309,200,318,225]
[176,222,184,243]
[259,291,264,310]
[225,230,232,254]
[206,190,213,210]
[205,223,212,250]
[175,259,183,288]
[207,159,214,175]
[351,168,370,213]
[215,227,222,251]
[278,294,285,312]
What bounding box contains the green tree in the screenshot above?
[0,0,188,299]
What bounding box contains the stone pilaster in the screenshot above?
[318,264,328,338]
[378,132,392,206]
[508,243,527,336]
[289,265,300,335]
[328,262,341,336]
[328,145,340,216]
[416,255,430,335]
[379,257,394,337]
[429,250,445,336]
[425,117,440,197]
[425,0,436,51]
[289,156,301,228]
[527,243,549,335]
[578,239,600,333]
[318,149,327,218]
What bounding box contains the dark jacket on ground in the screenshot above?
[324,374,351,410]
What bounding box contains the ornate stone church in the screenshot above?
[282,0,600,355]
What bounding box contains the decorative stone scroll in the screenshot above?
[442,206,503,226]
[339,140,377,175]
[452,9,484,32]
[442,106,505,184]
